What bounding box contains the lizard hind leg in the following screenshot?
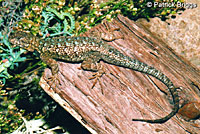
[81,57,109,90]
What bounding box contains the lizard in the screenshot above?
[8,30,179,124]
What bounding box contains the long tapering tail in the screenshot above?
[102,51,179,123]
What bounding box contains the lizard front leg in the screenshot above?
[40,53,60,88]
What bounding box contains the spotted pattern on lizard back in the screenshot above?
[9,31,179,123]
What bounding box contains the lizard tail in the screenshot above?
[128,59,179,123]
[132,85,179,123]
[102,53,179,123]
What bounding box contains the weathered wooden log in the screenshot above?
[39,15,200,134]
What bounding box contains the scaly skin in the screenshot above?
[9,31,179,123]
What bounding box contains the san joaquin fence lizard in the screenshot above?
[9,31,179,123]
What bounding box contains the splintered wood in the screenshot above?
[40,15,200,134]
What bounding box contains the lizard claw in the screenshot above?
[89,68,114,94]
[89,71,105,89]
[44,73,61,90]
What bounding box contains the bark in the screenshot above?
[39,15,200,134]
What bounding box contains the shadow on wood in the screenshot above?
[39,15,200,134]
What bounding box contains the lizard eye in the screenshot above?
[9,31,32,48]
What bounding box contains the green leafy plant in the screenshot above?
[0,32,26,86]
[40,7,75,37]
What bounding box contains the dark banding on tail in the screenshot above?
[132,87,179,123]
[102,50,179,123]
[130,59,179,123]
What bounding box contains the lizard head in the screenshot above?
[9,31,38,52]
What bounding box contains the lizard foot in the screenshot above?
[81,58,114,93]
[90,21,123,42]
[101,21,124,41]
[89,69,105,89]
[44,73,61,90]
[89,70,114,94]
